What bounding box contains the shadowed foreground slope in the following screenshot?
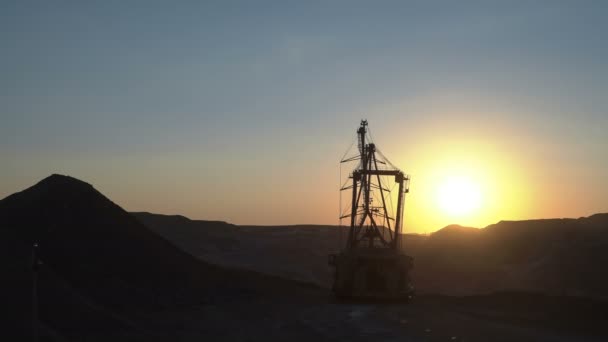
[0,175,318,340]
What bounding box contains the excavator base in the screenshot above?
[329,248,414,301]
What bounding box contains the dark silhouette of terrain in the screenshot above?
[132,213,343,286]
[0,175,318,340]
[2,174,607,341]
[414,216,608,297]
[135,212,608,298]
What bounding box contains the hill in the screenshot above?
[415,214,608,297]
[135,212,608,299]
[134,212,340,286]
[0,175,318,340]
[134,212,428,287]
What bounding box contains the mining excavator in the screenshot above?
[329,120,414,300]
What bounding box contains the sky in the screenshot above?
[2,1,607,233]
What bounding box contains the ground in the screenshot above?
[117,293,608,342]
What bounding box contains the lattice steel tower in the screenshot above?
[330,120,414,300]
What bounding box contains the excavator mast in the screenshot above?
[330,120,414,300]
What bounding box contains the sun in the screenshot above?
[436,175,482,217]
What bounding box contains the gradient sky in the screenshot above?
[2,1,607,232]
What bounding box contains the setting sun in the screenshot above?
[437,175,482,217]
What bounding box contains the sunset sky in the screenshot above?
[2,1,607,233]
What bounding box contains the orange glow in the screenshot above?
[384,124,535,233]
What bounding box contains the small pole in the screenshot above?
[32,243,39,342]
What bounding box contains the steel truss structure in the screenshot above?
[330,120,414,300]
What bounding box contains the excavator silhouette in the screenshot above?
[329,120,414,300]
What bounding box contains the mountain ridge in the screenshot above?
[135,210,608,298]
[133,209,608,236]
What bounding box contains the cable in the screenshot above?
[340,135,357,162]
[339,161,342,248]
